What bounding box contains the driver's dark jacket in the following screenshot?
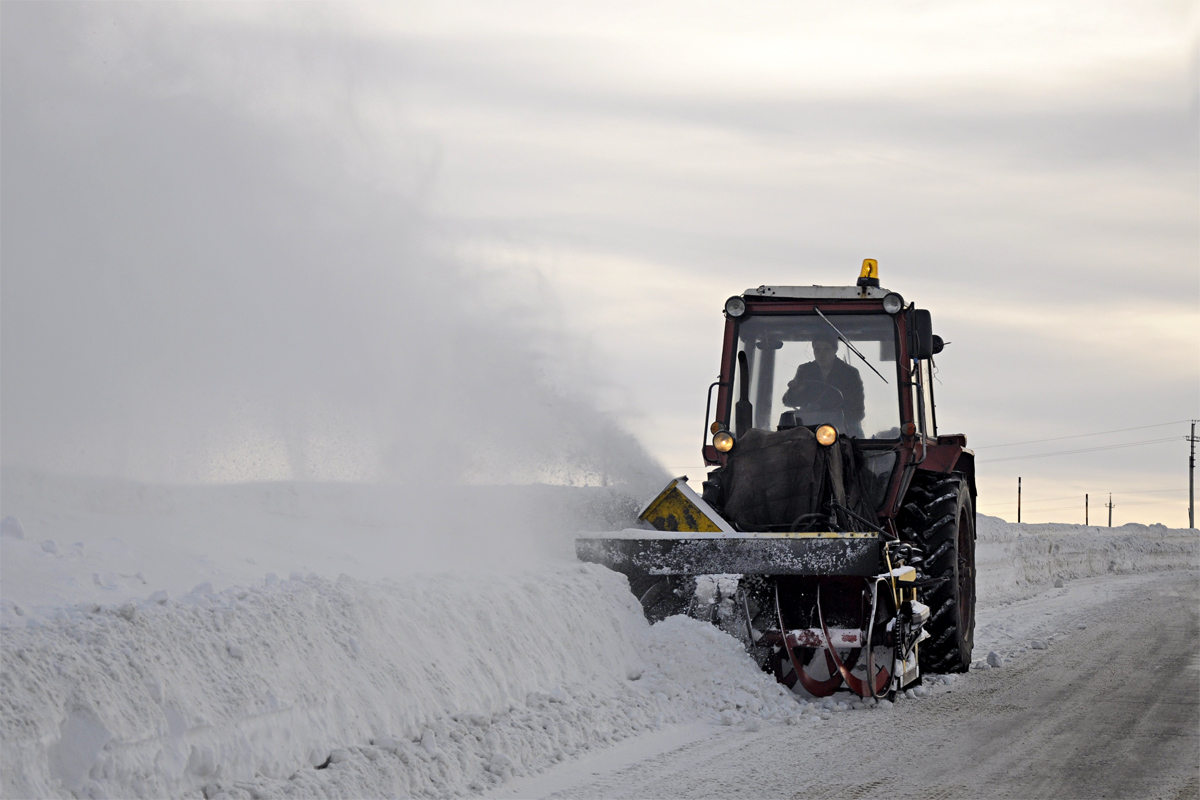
[782,359,865,428]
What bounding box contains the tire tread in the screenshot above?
[898,474,975,674]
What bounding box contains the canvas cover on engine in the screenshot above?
[721,426,874,531]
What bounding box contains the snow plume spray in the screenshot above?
[0,5,665,565]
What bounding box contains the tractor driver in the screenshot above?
[782,334,865,437]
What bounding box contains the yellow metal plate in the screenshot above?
[639,480,727,533]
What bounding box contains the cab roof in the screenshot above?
[744,285,891,300]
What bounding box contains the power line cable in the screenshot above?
[1008,503,1099,514]
[1011,498,1184,515]
[979,488,1187,509]
[974,420,1189,450]
[980,493,1090,508]
[981,499,1087,510]
[980,436,1180,464]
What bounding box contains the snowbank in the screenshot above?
[975,513,1198,603]
[1,568,800,799]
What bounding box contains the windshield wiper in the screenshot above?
[813,307,888,384]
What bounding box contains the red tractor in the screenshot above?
[578,261,976,698]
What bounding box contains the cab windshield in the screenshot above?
[734,314,900,440]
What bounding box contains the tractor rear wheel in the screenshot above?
[902,475,975,673]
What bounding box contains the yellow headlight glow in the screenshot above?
[713,431,736,453]
[815,424,838,446]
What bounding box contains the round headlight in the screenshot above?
[724,297,747,317]
[815,424,838,446]
[713,430,736,452]
[882,293,904,314]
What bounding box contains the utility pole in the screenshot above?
[1106,493,1114,527]
[1085,493,1089,526]
[1188,420,1197,529]
[1017,477,1022,524]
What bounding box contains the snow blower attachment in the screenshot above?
[577,261,977,698]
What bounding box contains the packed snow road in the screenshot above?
[495,569,1200,800]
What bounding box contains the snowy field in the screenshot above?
[1,471,1197,799]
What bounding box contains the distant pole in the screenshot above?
[1188,420,1197,529]
[1106,493,1114,527]
[1085,493,1089,526]
[1017,477,1022,524]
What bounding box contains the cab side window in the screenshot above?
[919,359,936,436]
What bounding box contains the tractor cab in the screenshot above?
[578,261,977,699]
[700,266,952,531]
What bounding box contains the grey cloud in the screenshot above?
[58,5,1191,177]
[332,32,1198,173]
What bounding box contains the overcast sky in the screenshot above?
[3,2,1197,525]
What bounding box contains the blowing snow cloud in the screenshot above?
[1,5,663,494]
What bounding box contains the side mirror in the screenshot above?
[909,309,934,359]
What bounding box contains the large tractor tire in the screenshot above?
[901,474,976,673]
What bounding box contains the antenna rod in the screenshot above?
[1017,477,1021,524]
